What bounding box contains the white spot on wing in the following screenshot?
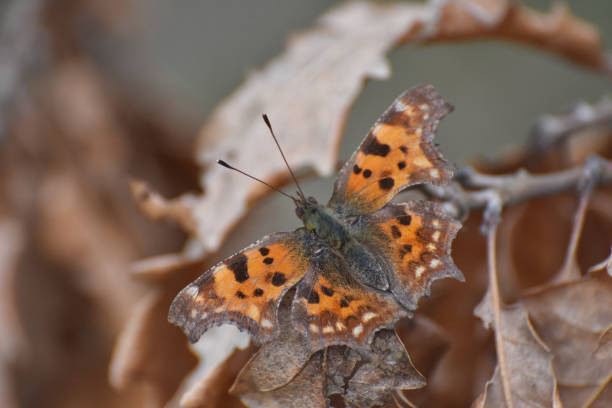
[394,100,408,112]
[261,319,273,329]
[415,266,426,278]
[362,312,377,322]
[432,231,441,242]
[432,220,440,228]
[309,324,319,333]
[335,322,346,331]
[185,286,198,299]
[323,326,335,334]
[430,259,442,268]
[352,324,364,337]
[429,168,440,179]
[427,243,436,251]
[214,306,224,313]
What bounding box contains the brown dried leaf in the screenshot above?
[236,352,327,408]
[474,272,612,407]
[524,272,612,407]
[422,0,611,73]
[179,345,255,408]
[474,293,559,407]
[109,256,205,407]
[230,297,312,394]
[232,323,425,408]
[129,180,199,238]
[341,330,425,408]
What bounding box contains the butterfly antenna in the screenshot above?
[216,160,297,202]
[262,114,306,200]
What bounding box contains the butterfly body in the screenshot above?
[169,85,463,351]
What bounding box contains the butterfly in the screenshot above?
[168,84,463,351]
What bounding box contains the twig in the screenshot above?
[530,97,612,153]
[556,171,596,282]
[422,155,612,222]
[482,197,514,408]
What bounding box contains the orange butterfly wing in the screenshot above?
[169,231,310,344]
[362,201,463,310]
[292,252,407,349]
[329,85,453,214]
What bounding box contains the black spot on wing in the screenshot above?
[353,165,362,175]
[263,257,274,265]
[259,247,270,256]
[227,254,249,283]
[236,290,247,299]
[363,169,372,178]
[253,288,264,297]
[271,272,287,287]
[399,145,408,154]
[397,215,412,225]
[361,136,390,157]
[320,285,334,297]
[397,161,406,170]
[308,290,320,304]
[391,225,402,238]
[340,299,349,308]
[379,177,395,191]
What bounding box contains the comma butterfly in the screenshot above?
[169,85,463,351]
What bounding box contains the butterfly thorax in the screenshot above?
[296,197,390,291]
[296,197,350,250]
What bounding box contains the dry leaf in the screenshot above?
[524,272,612,407]
[474,292,559,407]
[422,0,610,73]
[341,330,425,408]
[236,352,327,408]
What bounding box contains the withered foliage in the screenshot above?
[1,0,611,407]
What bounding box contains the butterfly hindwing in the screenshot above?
[292,250,407,350]
[362,201,463,310]
[329,85,453,215]
[168,231,310,344]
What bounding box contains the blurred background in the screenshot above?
[0,0,610,407]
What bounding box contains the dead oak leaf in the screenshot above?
[421,0,611,74]
[340,330,425,408]
[474,293,559,408]
[524,271,612,407]
[474,272,612,407]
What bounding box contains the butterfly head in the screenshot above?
[295,196,320,227]
[295,196,350,250]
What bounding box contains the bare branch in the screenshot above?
[530,97,612,153]
[423,155,612,222]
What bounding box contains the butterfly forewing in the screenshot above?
[361,201,463,310]
[329,85,453,215]
[169,231,310,344]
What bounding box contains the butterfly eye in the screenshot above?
[307,196,317,204]
[295,207,304,218]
